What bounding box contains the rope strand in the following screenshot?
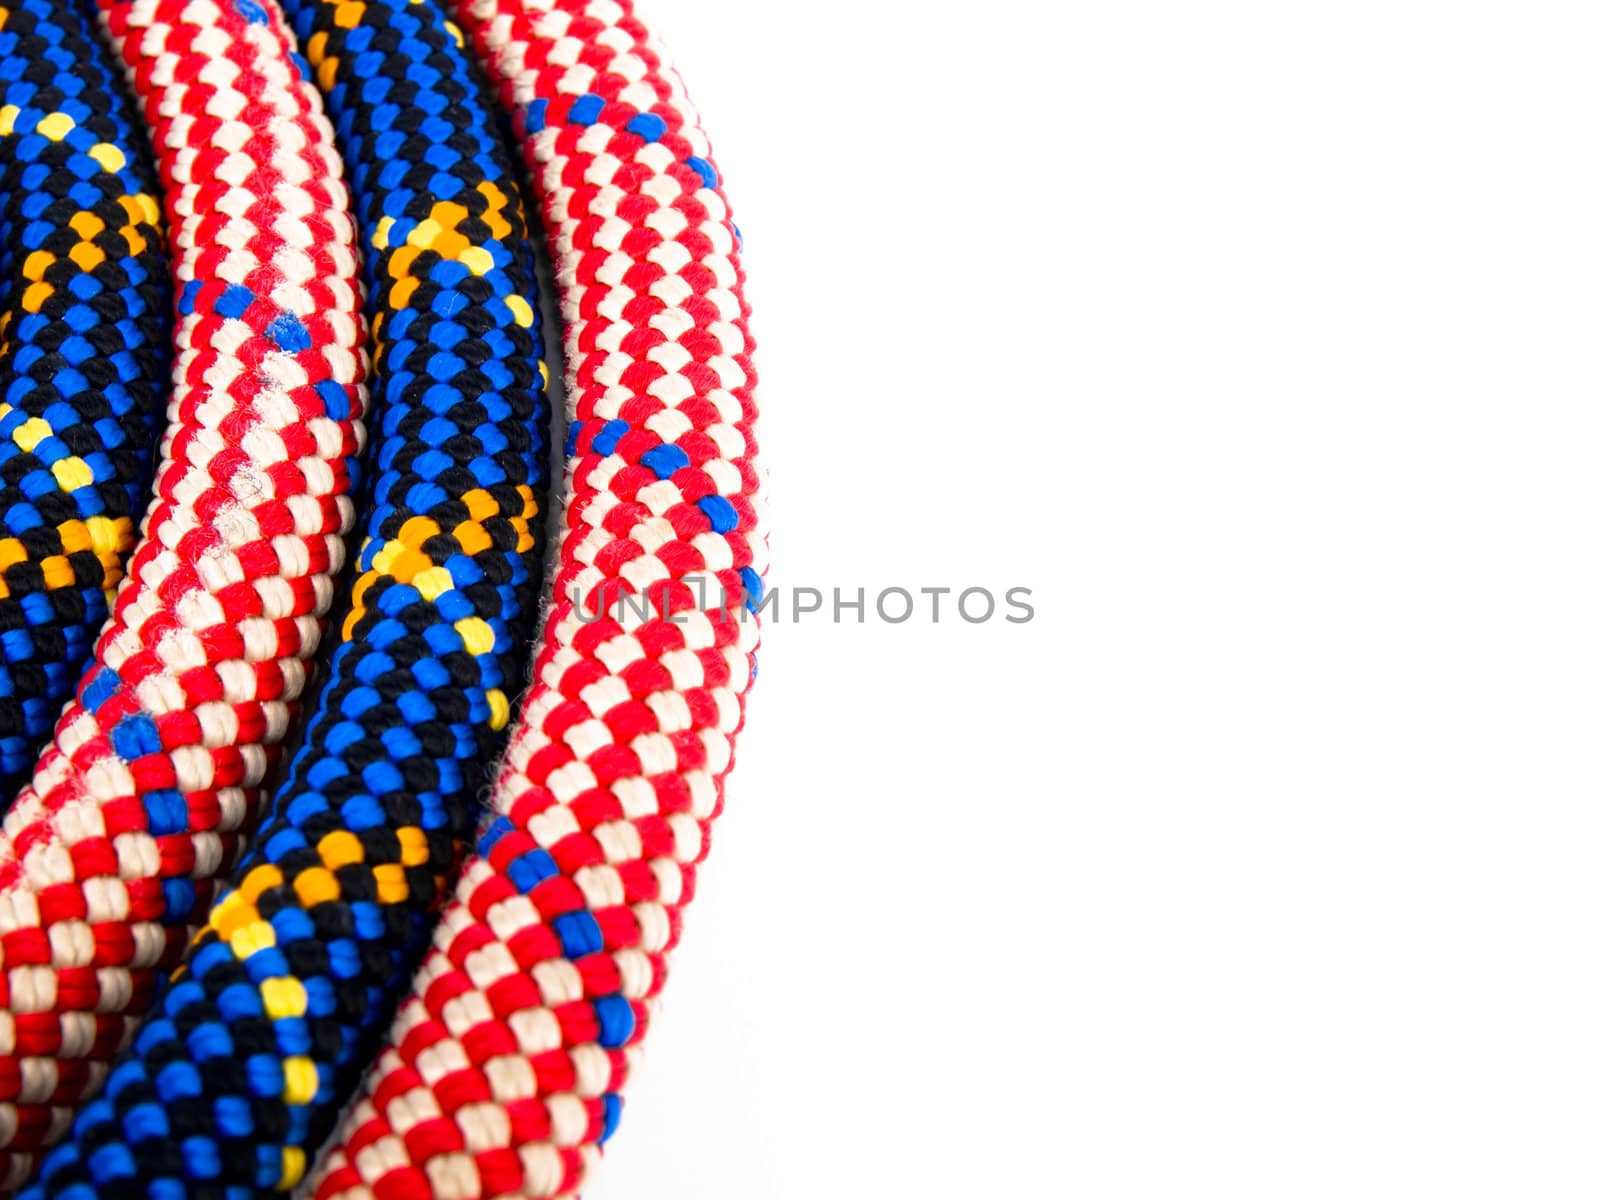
[17,0,551,1191]
[0,0,367,1180]
[309,0,764,1194]
[0,0,168,803]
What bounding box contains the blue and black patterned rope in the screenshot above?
[0,0,167,802]
[22,0,550,1193]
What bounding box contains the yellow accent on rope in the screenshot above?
[412,566,454,602]
[277,1147,306,1191]
[282,1057,318,1106]
[12,418,49,453]
[228,920,277,960]
[261,976,308,1021]
[458,245,494,275]
[50,456,95,493]
[87,142,125,173]
[487,688,510,731]
[35,111,73,141]
[454,617,495,657]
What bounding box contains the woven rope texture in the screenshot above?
[305,0,764,1195]
[0,0,167,803]
[17,0,550,1193]
[0,0,367,1181]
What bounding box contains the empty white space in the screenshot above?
[587,4,1600,1197]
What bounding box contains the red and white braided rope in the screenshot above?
[308,0,760,1195]
[0,0,365,1179]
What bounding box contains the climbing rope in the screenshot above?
[0,0,366,1181]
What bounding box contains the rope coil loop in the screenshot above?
[0,0,761,1194]
[0,0,368,1181]
[18,0,552,1192]
[0,0,168,803]
[310,0,764,1194]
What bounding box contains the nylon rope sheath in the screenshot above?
[0,0,167,803]
[18,0,551,1191]
[0,0,367,1181]
[310,1,764,1195]
[0,0,763,1194]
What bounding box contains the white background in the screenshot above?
[588,3,1600,1197]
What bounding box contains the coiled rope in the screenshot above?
[0,0,762,1194]
[17,0,550,1191]
[308,0,764,1195]
[0,0,167,801]
[0,0,366,1181]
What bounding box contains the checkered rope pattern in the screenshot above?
[303,0,764,1195]
[0,0,367,1182]
[0,0,167,802]
[14,0,552,1193]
